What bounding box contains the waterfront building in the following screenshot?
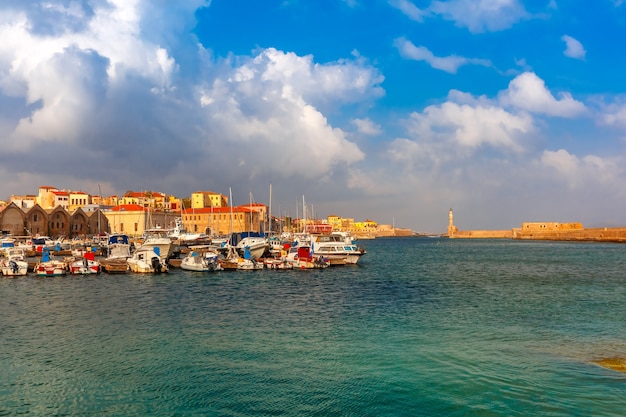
[190,191,228,209]
[121,191,168,209]
[352,219,378,236]
[182,205,264,236]
[0,202,109,238]
[37,186,70,210]
[93,195,120,207]
[68,191,91,212]
[9,194,37,209]
[103,204,176,237]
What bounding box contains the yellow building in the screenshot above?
[104,204,147,236]
[182,206,263,235]
[121,191,167,209]
[37,186,58,209]
[191,191,228,209]
[68,191,91,212]
[326,215,355,232]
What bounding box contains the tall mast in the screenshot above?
[229,187,234,234]
[268,183,272,235]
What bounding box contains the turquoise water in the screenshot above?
[2,238,626,416]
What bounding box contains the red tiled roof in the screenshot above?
[182,206,255,214]
[110,204,147,212]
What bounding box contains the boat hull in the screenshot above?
[1,260,28,276]
[35,262,67,276]
[70,259,101,275]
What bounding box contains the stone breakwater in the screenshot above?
[450,225,626,243]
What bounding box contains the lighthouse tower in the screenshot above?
[448,208,457,237]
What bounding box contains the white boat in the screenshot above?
[285,245,328,269]
[100,234,131,273]
[127,247,168,273]
[235,235,269,260]
[311,234,366,265]
[168,218,207,242]
[34,249,67,276]
[264,257,295,270]
[69,251,101,275]
[331,231,355,245]
[180,247,223,272]
[138,228,174,261]
[1,248,29,276]
[106,233,132,259]
[0,236,15,255]
[219,247,264,270]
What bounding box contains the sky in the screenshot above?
[1,0,626,233]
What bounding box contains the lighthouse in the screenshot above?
[448,208,457,237]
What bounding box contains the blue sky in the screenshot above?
[1,0,626,233]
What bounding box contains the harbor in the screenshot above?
[3,237,626,416]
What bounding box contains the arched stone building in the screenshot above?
[0,202,28,236]
[25,205,48,236]
[0,204,110,238]
[47,206,70,238]
[71,208,90,237]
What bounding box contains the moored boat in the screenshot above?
[34,248,67,276]
[127,247,168,273]
[137,229,174,262]
[311,234,366,265]
[263,257,295,269]
[180,247,223,272]
[101,233,131,273]
[285,245,328,269]
[1,248,29,277]
[69,251,101,275]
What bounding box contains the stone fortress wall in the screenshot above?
[447,209,626,242]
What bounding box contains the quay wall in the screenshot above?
[512,227,626,242]
[449,230,513,239]
[372,225,414,238]
[450,227,626,242]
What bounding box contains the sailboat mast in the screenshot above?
[268,183,272,235]
[302,195,306,234]
[229,187,234,234]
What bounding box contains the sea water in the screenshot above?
[1,238,626,416]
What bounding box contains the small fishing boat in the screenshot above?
[285,245,329,269]
[219,247,264,270]
[69,251,101,275]
[1,248,29,277]
[263,257,295,270]
[180,247,223,272]
[127,247,168,273]
[34,248,67,276]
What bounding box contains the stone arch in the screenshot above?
[87,209,110,236]
[26,205,49,236]
[0,202,27,236]
[48,206,71,238]
[70,208,89,238]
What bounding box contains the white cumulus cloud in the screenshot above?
[499,72,586,117]
[391,0,530,33]
[394,37,491,73]
[561,35,586,60]
[540,149,621,189]
[351,118,382,136]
